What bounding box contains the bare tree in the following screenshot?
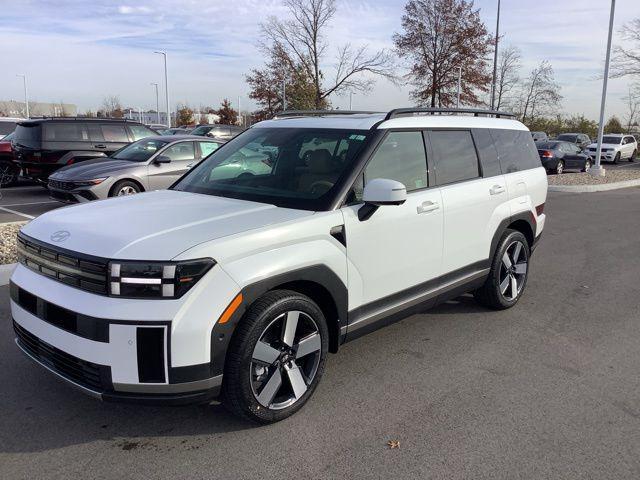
[516,61,562,124]
[612,18,640,79]
[622,82,640,132]
[100,95,124,118]
[495,45,521,111]
[393,0,494,107]
[259,0,394,109]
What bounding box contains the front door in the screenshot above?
[342,131,444,326]
[147,141,197,190]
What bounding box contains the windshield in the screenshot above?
[536,142,559,149]
[0,122,17,136]
[191,126,213,136]
[602,136,622,144]
[111,138,169,162]
[557,134,577,142]
[173,127,370,210]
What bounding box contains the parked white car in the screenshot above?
[585,134,638,163]
[10,108,547,423]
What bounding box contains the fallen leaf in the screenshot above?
[387,440,400,449]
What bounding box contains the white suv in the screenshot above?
[10,108,547,423]
[585,134,638,163]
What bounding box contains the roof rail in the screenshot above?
[273,110,382,119]
[24,116,142,122]
[384,108,516,120]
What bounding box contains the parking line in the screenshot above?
[0,206,35,220]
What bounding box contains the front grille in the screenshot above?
[14,321,112,392]
[48,179,76,191]
[17,233,109,294]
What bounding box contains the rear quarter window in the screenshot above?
[490,129,541,173]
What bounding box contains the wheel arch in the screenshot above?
[109,177,146,196]
[490,212,536,257]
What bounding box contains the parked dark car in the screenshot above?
[190,124,243,141]
[537,140,591,174]
[11,118,159,183]
[0,132,19,187]
[556,133,591,150]
[531,131,548,142]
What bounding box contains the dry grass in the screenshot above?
[547,169,640,186]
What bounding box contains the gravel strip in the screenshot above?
[0,222,26,265]
[547,170,640,186]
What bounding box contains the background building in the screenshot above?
[0,100,77,118]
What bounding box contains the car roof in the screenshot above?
[18,117,146,125]
[255,113,528,131]
[0,117,26,122]
[152,135,225,142]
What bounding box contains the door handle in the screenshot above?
[489,185,505,195]
[94,144,107,149]
[417,200,439,214]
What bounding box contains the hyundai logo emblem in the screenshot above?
[50,230,71,242]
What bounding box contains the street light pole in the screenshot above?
[282,78,287,111]
[349,92,355,110]
[150,83,160,124]
[17,74,29,118]
[490,0,501,110]
[456,66,462,108]
[154,51,170,127]
[591,0,616,178]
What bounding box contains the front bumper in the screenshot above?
[10,261,241,403]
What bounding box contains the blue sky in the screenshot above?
[0,0,638,120]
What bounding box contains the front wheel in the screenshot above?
[474,229,530,310]
[613,152,620,164]
[630,149,637,162]
[582,159,591,172]
[110,179,140,197]
[0,160,19,187]
[222,290,329,423]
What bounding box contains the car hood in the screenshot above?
[51,158,140,180]
[21,190,314,260]
[586,143,620,149]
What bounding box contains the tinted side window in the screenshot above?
[100,124,129,143]
[471,129,501,177]
[199,141,220,158]
[129,124,156,141]
[43,123,89,142]
[490,129,540,173]
[429,130,479,185]
[162,142,196,161]
[364,131,428,192]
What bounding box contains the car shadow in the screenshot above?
[420,294,488,315]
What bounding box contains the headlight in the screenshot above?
[109,258,215,299]
[75,177,108,186]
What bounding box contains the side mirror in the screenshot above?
[358,178,407,221]
[155,155,171,164]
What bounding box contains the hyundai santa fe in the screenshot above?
[10,108,547,423]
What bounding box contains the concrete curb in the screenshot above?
[0,263,16,287]
[548,178,640,193]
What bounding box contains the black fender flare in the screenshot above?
[489,211,536,260]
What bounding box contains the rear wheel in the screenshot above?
[555,160,564,174]
[630,149,637,162]
[0,160,19,187]
[474,229,530,310]
[110,179,140,197]
[582,159,591,172]
[222,290,329,423]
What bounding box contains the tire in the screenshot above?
[555,160,564,174]
[630,149,637,162]
[110,179,141,197]
[613,152,620,164]
[582,159,591,173]
[222,290,329,424]
[0,160,19,188]
[474,229,530,310]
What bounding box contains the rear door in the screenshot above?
[428,129,507,273]
[93,123,131,155]
[147,141,197,190]
[560,142,584,169]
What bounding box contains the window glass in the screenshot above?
[602,136,622,144]
[430,130,479,185]
[173,128,369,210]
[12,124,41,148]
[129,124,156,141]
[0,122,17,136]
[111,138,169,162]
[490,129,541,173]
[43,123,88,141]
[100,124,129,142]
[199,141,220,158]
[364,131,428,192]
[472,129,501,177]
[162,142,196,161]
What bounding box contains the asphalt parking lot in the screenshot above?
[2,187,640,479]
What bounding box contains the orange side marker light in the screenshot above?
[218,293,243,324]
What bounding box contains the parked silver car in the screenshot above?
[47,135,224,202]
